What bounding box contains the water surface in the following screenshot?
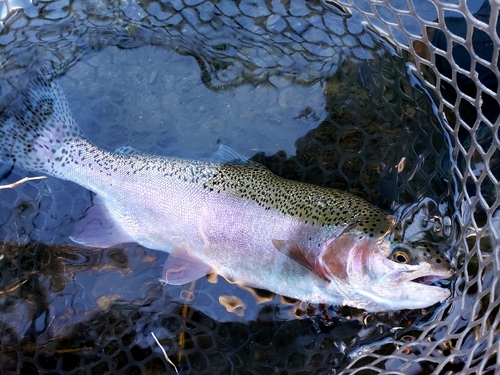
[0,0,456,373]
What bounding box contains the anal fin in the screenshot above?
[160,247,212,285]
[70,196,134,248]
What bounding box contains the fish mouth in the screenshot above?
[410,274,452,286]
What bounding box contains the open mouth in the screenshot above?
[411,275,450,286]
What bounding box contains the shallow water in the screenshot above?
[0,0,459,373]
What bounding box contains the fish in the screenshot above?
[0,69,454,312]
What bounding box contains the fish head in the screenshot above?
[322,233,454,311]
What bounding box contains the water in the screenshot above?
[0,0,456,373]
[62,46,327,159]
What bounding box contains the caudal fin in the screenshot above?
[0,68,85,175]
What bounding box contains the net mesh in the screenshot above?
[335,0,499,373]
[0,0,498,374]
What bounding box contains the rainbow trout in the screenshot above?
[0,71,453,312]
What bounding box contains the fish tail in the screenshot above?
[0,69,85,175]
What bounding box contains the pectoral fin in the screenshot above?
[160,247,212,285]
[70,196,134,247]
[272,239,330,282]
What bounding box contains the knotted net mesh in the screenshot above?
[0,0,498,374]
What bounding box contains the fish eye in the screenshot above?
[392,250,410,264]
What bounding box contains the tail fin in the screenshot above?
[0,68,85,175]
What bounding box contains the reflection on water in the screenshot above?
[0,0,462,373]
[62,46,328,159]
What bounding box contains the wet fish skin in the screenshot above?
[0,70,454,312]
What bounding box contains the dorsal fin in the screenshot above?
[211,145,247,163]
[209,145,266,168]
[114,145,141,155]
[272,239,331,282]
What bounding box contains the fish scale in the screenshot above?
[0,69,454,311]
[208,163,393,231]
